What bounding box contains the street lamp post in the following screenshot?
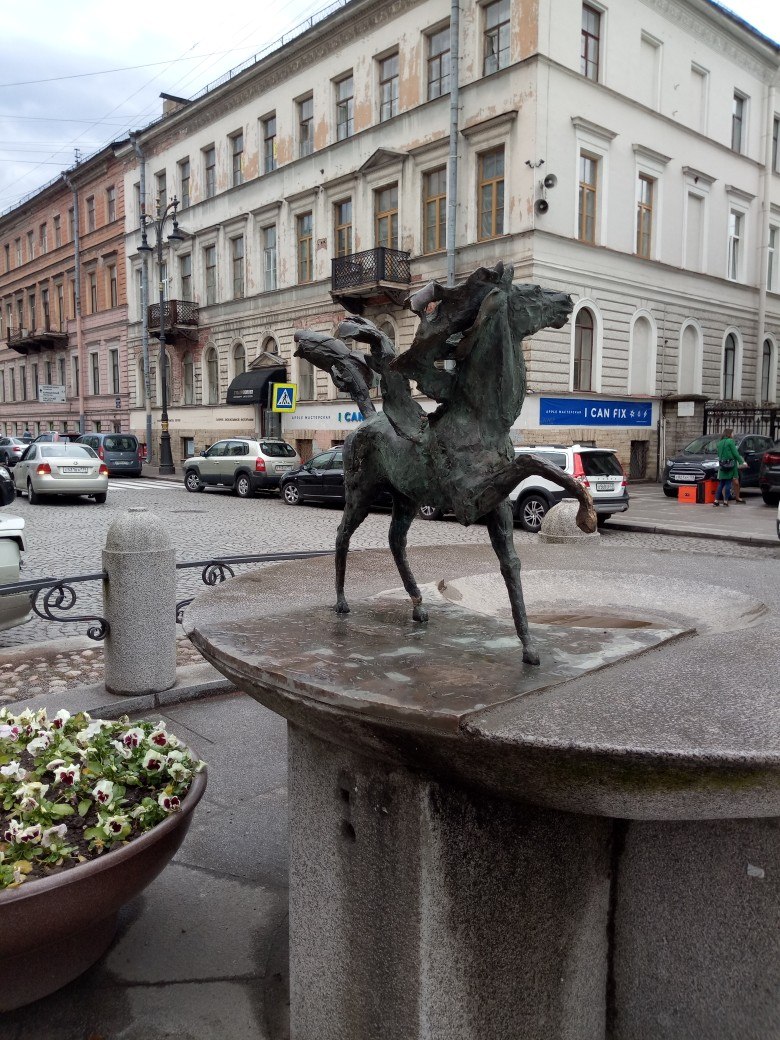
[138,196,184,475]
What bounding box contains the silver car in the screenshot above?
[183,438,301,498]
[13,443,109,504]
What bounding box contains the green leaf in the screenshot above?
[49,803,74,816]
[78,799,91,817]
[83,826,104,841]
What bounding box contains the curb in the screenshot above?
[607,518,780,549]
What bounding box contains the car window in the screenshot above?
[579,451,623,477]
[104,436,138,451]
[740,437,757,453]
[310,451,334,469]
[41,444,93,458]
[683,436,719,454]
[261,441,297,458]
[226,441,249,456]
[20,445,36,461]
[205,441,227,457]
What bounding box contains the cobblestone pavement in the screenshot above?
[1,477,778,656]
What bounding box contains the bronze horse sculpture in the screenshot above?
[294,262,596,665]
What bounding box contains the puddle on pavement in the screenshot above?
[528,612,656,630]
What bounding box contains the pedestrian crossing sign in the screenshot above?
[271,383,297,412]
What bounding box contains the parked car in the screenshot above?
[183,438,301,497]
[280,447,393,508]
[0,465,30,632]
[662,433,775,497]
[74,432,143,477]
[758,441,780,506]
[13,443,109,504]
[0,437,27,468]
[418,444,629,532]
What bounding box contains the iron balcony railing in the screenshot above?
[147,300,200,334]
[703,405,778,441]
[331,247,411,294]
[6,325,68,354]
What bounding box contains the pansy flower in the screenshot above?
[92,780,115,805]
[52,764,80,787]
[141,749,164,772]
[157,793,181,813]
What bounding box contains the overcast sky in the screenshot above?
[0,0,778,214]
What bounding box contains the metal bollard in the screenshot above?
[102,509,176,695]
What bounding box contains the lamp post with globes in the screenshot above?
[138,195,184,475]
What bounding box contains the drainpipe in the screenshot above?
[131,134,154,463]
[446,0,460,288]
[62,172,85,434]
[755,81,776,404]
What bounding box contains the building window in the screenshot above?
[110,349,120,395]
[299,96,314,157]
[230,132,244,187]
[53,215,61,247]
[636,174,654,258]
[423,167,447,253]
[263,115,277,173]
[45,360,52,384]
[232,236,245,298]
[574,309,595,391]
[336,74,354,141]
[334,200,353,257]
[91,353,100,395]
[297,212,313,283]
[478,148,504,240]
[56,283,64,328]
[58,357,66,387]
[4,243,9,271]
[203,146,216,199]
[42,289,50,330]
[20,365,27,401]
[375,185,399,249]
[773,116,779,173]
[263,226,277,291]
[67,208,74,240]
[69,279,76,319]
[32,363,39,399]
[767,226,777,292]
[727,209,743,280]
[155,172,167,210]
[183,352,194,405]
[108,265,117,308]
[180,254,192,301]
[298,358,314,400]
[578,153,598,243]
[731,92,746,152]
[72,358,79,397]
[10,369,15,401]
[88,271,98,313]
[204,245,217,305]
[15,238,21,265]
[39,223,47,253]
[28,293,36,330]
[206,347,219,405]
[761,339,772,402]
[27,231,34,261]
[379,53,399,121]
[179,158,190,208]
[483,0,510,76]
[106,186,116,222]
[86,196,95,233]
[427,25,450,99]
[581,4,601,81]
[233,342,246,377]
[723,334,736,399]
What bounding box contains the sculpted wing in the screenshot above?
[293,330,376,417]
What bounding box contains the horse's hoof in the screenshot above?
[522,646,540,666]
[412,604,428,623]
[334,600,351,615]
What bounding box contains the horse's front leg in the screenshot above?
[334,488,372,614]
[485,500,539,665]
[388,493,427,622]
[458,454,597,531]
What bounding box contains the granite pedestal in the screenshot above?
[184,555,780,1040]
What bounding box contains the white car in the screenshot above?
[13,443,109,504]
[0,465,30,632]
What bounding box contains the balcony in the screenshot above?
[331,247,411,312]
[147,299,200,343]
[6,325,68,356]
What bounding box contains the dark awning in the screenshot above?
[226,366,287,406]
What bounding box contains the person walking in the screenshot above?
[713,428,744,507]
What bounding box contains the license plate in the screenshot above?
[595,482,613,491]
[65,466,89,474]
[275,464,292,472]
[672,474,693,481]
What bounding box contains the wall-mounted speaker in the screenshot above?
[543,173,558,189]
[535,198,549,215]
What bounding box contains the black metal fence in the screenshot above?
[147,299,200,331]
[331,247,411,292]
[703,406,778,440]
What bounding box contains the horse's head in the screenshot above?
[508,283,573,336]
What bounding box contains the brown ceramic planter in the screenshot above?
[0,767,207,1012]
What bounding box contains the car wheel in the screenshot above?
[27,480,40,505]
[418,504,442,521]
[93,493,107,504]
[184,470,203,493]
[517,493,549,532]
[596,514,611,527]
[235,473,253,499]
[761,490,780,506]
[282,482,301,506]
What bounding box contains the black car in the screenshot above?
[280,447,392,508]
[662,433,776,497]
[758,441,780,506]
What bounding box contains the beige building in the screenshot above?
[120,0,780,474]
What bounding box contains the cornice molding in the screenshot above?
[570,116,618,142]
[682,165,716,185]
[725,183,756,203]
[460,110,518,139]
[632,144,672,166]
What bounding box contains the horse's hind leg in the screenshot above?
[388,493,428,622]
[485,500,539,665]
[334,489,372,614]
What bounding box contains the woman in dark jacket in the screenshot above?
[714,428,744,506]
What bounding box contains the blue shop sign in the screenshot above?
[540,398,653,427]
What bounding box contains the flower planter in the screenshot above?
[0,766,206,1011]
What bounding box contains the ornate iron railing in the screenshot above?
[147,299,200,332]
[331,247,411,293]
[703,405,778,440]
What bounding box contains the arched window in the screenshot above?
[297,358,314,400]
[761,339,773,402]
[573,308,594,391]
[262,335,279,355]
[205,347,219,405]
[723,334,736,399]
[629,314,654,395]
[183,352,194,405]
[233,342,246,378]
[156,350,172,406]
[678,322,700,394]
